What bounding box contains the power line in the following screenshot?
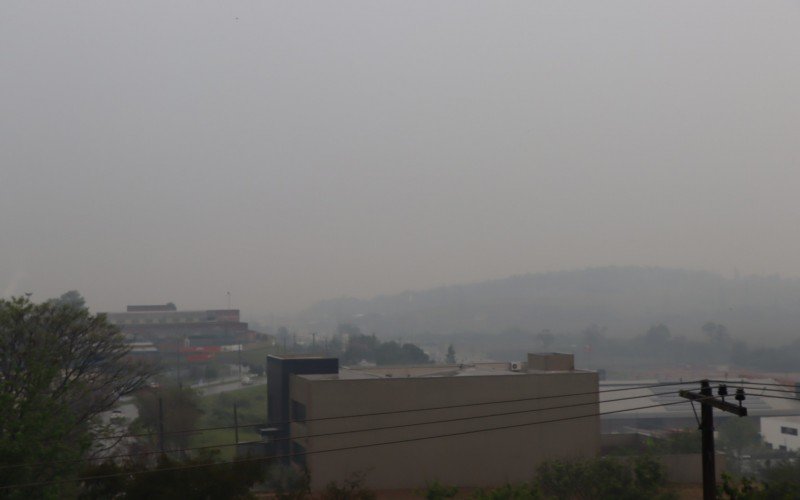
[0,395,716,491]
[11,379,788,487]
[709,380,798,389]
[708,381,798,396]
[96,380,698,442]
[745,393,800,403]
[1,386,694,472]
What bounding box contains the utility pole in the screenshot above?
[233,401,239,444]
[158,396,165,454]
[176,338,182,390]
[680,380,747,500]
[700,381,715,499]
[311,332,317,349]
[238,343,242,379]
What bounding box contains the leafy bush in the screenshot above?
[78,451,261,500]
[535,455,674,500]
[421,480,458,499]
[471,483,541,499]
[263,465,310,500]
[719,462,800,499]
[321,471,376,500]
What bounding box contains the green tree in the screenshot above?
[761,461,800,499]
[400,343,430,364]
[421,480,458,499]
[718,417,762,460]
[336,333,431,366]
[263,465,310,500]
[78,451,261,499]
[471,483,541,499]
[342,334,379,364]
[446,344,456,364]
[581,324,607,347]
[646,429,700,454]
[374,340,402,365]
[321,471,375,500]
[535,455,674,500]
[718,469,800,499]
[644,324,671,346]
[0,293,152,499]
[703,322,730,343]
[134,386,204,449]
[54,290,87,308]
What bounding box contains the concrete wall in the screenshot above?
[290,371,599,491]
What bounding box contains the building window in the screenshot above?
[291,400,306,422]
[779,445,788,451]
[291,441,306,468]
[780,426,798,436]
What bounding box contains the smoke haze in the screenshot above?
[2,1,799,315]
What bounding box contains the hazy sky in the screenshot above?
[2,1,799,315]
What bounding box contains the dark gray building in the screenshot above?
[265,354,339,461]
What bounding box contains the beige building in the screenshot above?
[285,353,600,491]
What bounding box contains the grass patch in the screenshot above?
[190,428,261,461]
[190,384,268,460]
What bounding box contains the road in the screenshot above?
[101,376,267,427]
[193,376,267,396]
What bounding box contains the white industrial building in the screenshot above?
[761,416,800,452]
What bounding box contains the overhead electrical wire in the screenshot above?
[743,393,800,403]
[0,394,719,492]
[95,379,699,442]
[0,385,699,472]
[13,379,790,487]
[708,381,798,396]
[709,379,798,389]
[11,379,788,477]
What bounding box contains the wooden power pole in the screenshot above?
[680,380,747,500]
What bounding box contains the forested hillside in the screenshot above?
[295,267,800,344]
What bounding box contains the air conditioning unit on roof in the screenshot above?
[510,362,522,372]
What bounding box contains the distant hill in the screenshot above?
[294,267,800,344]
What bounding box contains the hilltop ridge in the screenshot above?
[294,267,800,343]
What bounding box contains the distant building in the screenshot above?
[106,304,247,339]
[126,303,177,312]
[105,303,250,360]
[761,416,800,451]
[266,352,600,491]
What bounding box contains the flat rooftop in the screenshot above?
[762,415,800,423]
[298,362,592,381]
[268,354,334,360]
